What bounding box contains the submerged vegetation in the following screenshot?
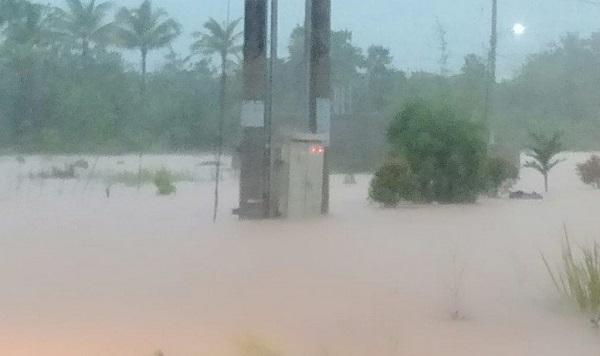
[542,226,600,317]
[106,168,193,188]
[577,155,600,189]
[524,132,564,193]
[236,335,281,356]
[370,100,519,206]
[385,100,487,204]
[153,167,177,195]
[368,158,419,207]
[484,156,520,197]
[30,159,89,179]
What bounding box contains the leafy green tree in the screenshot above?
[524,132,564,192]
[191,18,242,75]
[386,100,487,203]
[577,155,600,189]
[0,1,54,145]
[191,17,242,223]
[0,0,25,26]
[114,0,180,92]
[2,0,49,45]
[330,30,364,87]
[279,26,364,115]
[52,0,114,58]
[498,33,600,149]
[365,45,395,110]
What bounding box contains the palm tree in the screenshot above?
[53,0,114,57]
[114,0,180,92]
[524,132,564,193]
[191,17,242,222]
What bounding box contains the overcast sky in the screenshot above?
[40,0,600,78]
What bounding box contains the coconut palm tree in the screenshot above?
[114,0,180,92]
[524,132,564,193]
[53,0,114,57]
[190,17,242,223]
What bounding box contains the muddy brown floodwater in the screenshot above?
[1,153,599,356]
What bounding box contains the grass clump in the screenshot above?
[154,168,177,195]
[542,226,600,317]
[110,168,156,187]
[107,168,193,187]
[31,160,89,180]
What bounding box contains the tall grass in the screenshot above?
[107,169,194,187]
[236,335,281,356]
[542,225,600,315]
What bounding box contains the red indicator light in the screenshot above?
[309,145,325,155]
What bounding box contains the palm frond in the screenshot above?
[190,16,242,71]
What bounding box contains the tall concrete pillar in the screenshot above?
[239,0,268,219]
[307,0,331,214]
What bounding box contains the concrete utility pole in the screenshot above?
[306,0,331,214]
[304,0,313,122]
[239,0,268,219]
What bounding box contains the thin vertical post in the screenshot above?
[265,0,278,217]
[485,0,498,146]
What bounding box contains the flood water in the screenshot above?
[1,153,600,356]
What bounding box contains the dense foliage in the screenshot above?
[381,101,487,204]
[154,167,176,195]
[577,155,600,189]
[0,1,598,173]
[368,158,418,207]
[484,156,520,197]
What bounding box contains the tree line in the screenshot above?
[0,0,598,173]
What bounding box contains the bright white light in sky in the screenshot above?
[512,23,526,36]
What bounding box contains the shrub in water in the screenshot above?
[385,100,487,203]
[154,168,177,195]
[484,156,519,197]
[577,155,600,189]
[369,159,419,207]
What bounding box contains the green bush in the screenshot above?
[106,168,193,187]
[153,168,177,195]
[577,155,600,189]
[385,100,487,203]
[484,156,520,196]
[369,159,419,207]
